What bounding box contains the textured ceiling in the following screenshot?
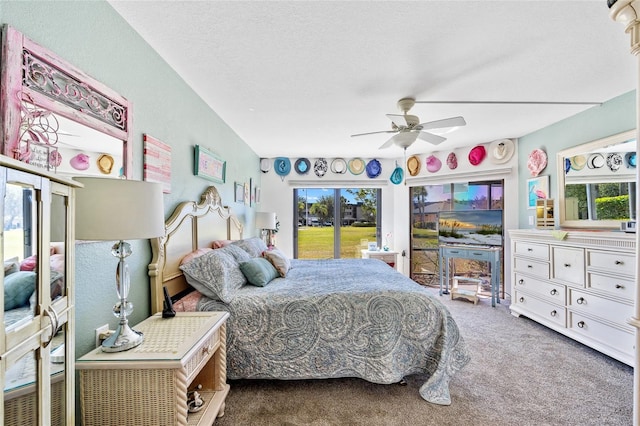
[109,1,636,159]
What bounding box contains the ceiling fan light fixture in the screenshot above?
[394,131,419,148]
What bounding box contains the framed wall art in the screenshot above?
[527,175,550,209]
[143,134,172,193]
[194,145,225,183]
[244,181,251,206]
[235,182,244,203]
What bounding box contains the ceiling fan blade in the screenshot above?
[417,131,446,145]
[386,114,408,128]
[351,130,397,138]
[378,134,398,149]
[414,100,602,106]
[419,116,466,130]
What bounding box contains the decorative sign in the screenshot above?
[194,145,225,183]
[143,134,172,193]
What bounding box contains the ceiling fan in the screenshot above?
[350,97,467,150]
[351,96,603,150]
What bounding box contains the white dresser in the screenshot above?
[509,229,636,366]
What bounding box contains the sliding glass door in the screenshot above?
[294,188,380,259]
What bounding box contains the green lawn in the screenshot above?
[297,226,378,259]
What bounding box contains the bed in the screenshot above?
[149,186,470,405]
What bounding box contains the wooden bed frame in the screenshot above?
[148,186,243,314]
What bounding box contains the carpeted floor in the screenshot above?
[215,289,633,426]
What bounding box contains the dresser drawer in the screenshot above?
[552,247,584,286]
[587,272,636,302]
[586,250,636,277]
[184,328,220,382]
[514,273,565,304]
[514,291,566,327]
[569,289,634,326]
[514,257,549,279]
[568,311,635,357]
[514,241,549,260]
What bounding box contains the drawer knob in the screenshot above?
[615,260,624,265]
[550,310,557,317]
[577,321,585,328]
[519,297,525,303]
[616,284,625,289]
[527,264,533,269]
[564,263,571,268]
[202,344,214,355]
[518,279,524,285]
[527,248,533,252]
[550,289,558,296]
[577,297,585,305]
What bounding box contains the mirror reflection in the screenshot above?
[557,129,637,228]
[17,102,125,178]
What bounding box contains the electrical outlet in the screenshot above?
[528,215,534,226]
[95,324,109,348]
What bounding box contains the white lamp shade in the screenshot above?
[255,212,277,230]
[75,177,165,241]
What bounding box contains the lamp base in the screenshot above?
[101,322,144,352]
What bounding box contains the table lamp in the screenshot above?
[255,211,276,247]
[75,177,164,352]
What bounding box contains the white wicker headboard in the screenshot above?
[148,186,243,314]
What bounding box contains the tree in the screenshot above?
[347,189,376,222]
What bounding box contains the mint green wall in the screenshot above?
[0,0,260,363]
[517,91,636,228]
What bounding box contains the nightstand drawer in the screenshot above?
[184,328,220,382]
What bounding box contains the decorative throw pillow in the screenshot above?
[263,247,291,278]
[231,237,269,258]
[179,248,247,303]
[4,256,20,276]
[239,257,279,287]
[5,271,36,310]
[19,254,37,271]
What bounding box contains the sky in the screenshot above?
[297,188,359,205]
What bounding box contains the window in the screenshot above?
[294,188,381,259]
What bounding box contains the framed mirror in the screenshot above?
[0,25,132,177]
[556,129,636,229]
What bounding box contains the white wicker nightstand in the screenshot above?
[77,312,230,426]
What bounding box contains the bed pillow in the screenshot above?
[239,257,279,287]
[179,247,247,303]
[5,271,36,310]
[263,247,291,278]
[231,237,268,258]
[223,244,253,263]
[212,240,233,249]
[180,248,214,265]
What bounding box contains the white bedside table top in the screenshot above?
[77,312,228,363]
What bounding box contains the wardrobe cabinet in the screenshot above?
[0,157,79,425]
[509,229,636,366]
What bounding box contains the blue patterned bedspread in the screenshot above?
[197,258,470,405]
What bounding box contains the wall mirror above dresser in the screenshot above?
[0,25,132,179]
[556,129,636,229]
